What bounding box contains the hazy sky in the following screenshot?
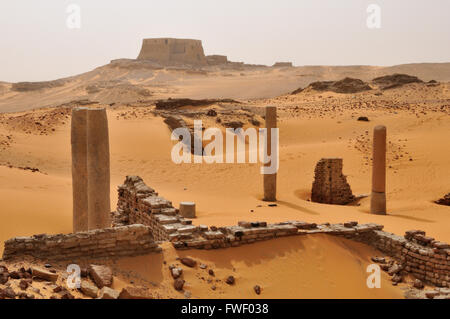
[1,0,449,82]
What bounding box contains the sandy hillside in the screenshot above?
[0,69,449,299]
[1,62,450,113]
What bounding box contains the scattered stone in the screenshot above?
[174,278,185,291]
[435,193,450,206]
[171,267,183,279]
[254,285,261,295]
[80,281,99,298]
[357,116,369,122]
[184,291,192,299]
[60,291,75,299]
[98,287,119,299]
[89,264,113,288]
[44,264,52,268]
[211,285,216,290]
[31,267,58,282]
[3,287,16,299]
[53,285,63,293]
[206,109,217,117]
[391,274,402,283]
[413,279,424,289]
[180,257,197,268]
[208,269,215,276]
[199,264,207,269]
[19,279,29,290]
[344,221,358,228]
[226,276,235,285]
[371,256,386,264]
[9,271,21,279]
[425,290,440,299]
[119,287,153,299]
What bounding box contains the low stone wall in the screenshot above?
[2,224,161,261]
[332,228,450,288]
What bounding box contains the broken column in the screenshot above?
[87,108,111,230]
[311,158,354,205]
[71,107,89,232]
[370,125,387,215]
[263,106,277,202]
[179,202,196,218]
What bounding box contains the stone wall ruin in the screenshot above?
[137,38,207,66]
[311,158,355,205]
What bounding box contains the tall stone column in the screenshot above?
[87,108,111,230]
[370,125,387,215]
[71,107,89,232]
[263,106,277,202]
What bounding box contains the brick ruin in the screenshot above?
[137,38,208,66]
[2,224,160,261]
[311,158,355,205]
[2,175,449,288]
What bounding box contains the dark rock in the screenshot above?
[435,193,450,206]
[206,109,217,117]
[208,269,215,276]
[413,279,424,289]
[372,73,423,90]
[3,287,16,299]
[174,278,185,291]
[371,256,386,264]
[19,279,29,290]
[254,285,261,295]
[226,276,235,285]
[9,271,21,279]
[357,116,369,122]
[180,257,197,268]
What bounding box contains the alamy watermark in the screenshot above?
[66,4,81,29]
[366,4,381,29]
[170,120,279,174]
[366,263,381,288]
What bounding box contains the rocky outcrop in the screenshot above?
[435,193,450,206]
[372,73,423,90]
[292,77,372,94]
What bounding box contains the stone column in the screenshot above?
[87,108,111,230]
[370,125,387,215]
[71,107,89,232]
[263,106,277,202]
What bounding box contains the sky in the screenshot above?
[0,0,449,82]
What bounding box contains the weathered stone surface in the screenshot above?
[31,267,58,282]
[98,287,119,299]
[170,267,183,279]
[174,278,185,291]
[80,280,99,298]
[226,276,235,285]
[89,265,113,288]
[119,287,153,299]
[254,285,261,295]
[180,257,197,268]
[311,158,354,205]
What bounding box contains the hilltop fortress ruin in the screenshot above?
[110,38,292,69]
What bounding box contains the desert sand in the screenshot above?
[0,61,449,299]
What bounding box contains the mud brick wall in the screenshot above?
[311,158,354,205]
[114,176,449,287]
[329,227,450,288]
[2,225,161,261]
[114,176,183,241]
